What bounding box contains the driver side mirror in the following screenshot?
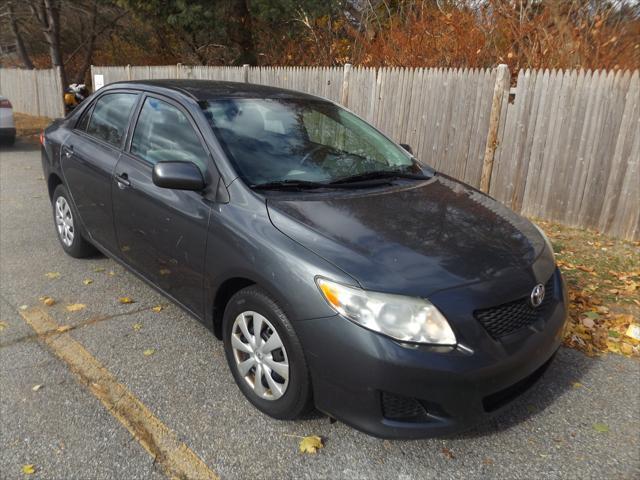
[152,161,205,191]
[399,143,413,155]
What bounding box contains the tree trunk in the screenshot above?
[7,1,35,69]
[74,0,99,84]
[30,0,67,86]
[229,0,257,65]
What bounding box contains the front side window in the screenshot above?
[131,97,208,171]
[86,93,137,147]
[201,98,421,186]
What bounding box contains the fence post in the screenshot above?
[243,64,250,83]
[176,63,182,79]
[480,64,511,193]
[32,70,41,117]
[126,64,131,80]
[341,63,352,107]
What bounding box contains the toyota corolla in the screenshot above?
[41,80,567,439]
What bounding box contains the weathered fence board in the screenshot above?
[490,68,639,239]
[0,67,64,117]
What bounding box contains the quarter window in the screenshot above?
[75,105,93,131]
[131,97,208,171]
[85,93,138,147]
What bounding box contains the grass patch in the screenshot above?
[536,219,639,357]
[14,113,53,143]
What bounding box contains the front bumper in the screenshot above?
[295,268,567,439]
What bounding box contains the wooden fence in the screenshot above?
[0,67,64,118]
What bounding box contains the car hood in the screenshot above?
[266,175,548,297]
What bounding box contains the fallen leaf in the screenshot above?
[56,325,72,333]
[119,297,134,304]
[620,343,634,355]
[143,348,155,356]
[83,279,93,285]
[151,305,163,313]
[93,267,106,273]
[441,447,455,459]
[45,272,61,279]
[32,384,43,391]
[19,305,28,310]
[593,423,609,433]
[572,382,583,388]
[132,323,143,331]
[66,303,86,312]
[299,435,323,454]
[108,270,116,276]
[22,464,36,474]
[582,317,595,329]
[0,321,7,331]
[40,296,56,306]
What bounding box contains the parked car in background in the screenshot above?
[0,95,16,146]
[40,80,567,439]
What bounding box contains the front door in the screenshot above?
[61,92,139,252]
[112,95,214,317]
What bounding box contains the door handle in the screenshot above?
[115,172,131,188]
[62,145,74,158]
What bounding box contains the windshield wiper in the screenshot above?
[251,179,331,191]
[329,169,429,185]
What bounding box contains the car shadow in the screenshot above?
[0,138,40,153]
[450,346,595,439]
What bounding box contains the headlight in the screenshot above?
[316,278,456,345]
[533,223,554,257]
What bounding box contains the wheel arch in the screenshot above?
[47,172,64,200]
[211,277,256,339]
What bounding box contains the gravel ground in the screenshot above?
[1,142,639,480]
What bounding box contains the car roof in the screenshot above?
[105,79,328,103]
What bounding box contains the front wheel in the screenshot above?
[223,286,313,419]
[51,184,96,258]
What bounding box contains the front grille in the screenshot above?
[474,275,555,339]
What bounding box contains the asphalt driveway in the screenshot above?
[1,142,639,479]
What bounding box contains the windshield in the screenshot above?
[201,98,425,187]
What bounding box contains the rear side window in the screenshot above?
[131,97,208,171]
[86,93,138,147]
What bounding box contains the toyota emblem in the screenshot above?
[530,284,545,307]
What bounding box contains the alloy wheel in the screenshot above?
[55,196,74,247]
[231,311,289,400]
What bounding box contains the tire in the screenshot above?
[223,286,313,420]
[51,184,96,258]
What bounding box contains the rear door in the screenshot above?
[62,91,139,252]
[112,94,215,317]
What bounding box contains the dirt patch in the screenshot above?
[537,219,640,357]
[14,113,54,143]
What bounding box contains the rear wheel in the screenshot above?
[223,286,313,419]
[52,184,96,258]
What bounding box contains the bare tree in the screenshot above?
[28,0,66,84]
[6,1,35,69]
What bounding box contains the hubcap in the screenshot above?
[231,311,289,401]
[55,196,74,247]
